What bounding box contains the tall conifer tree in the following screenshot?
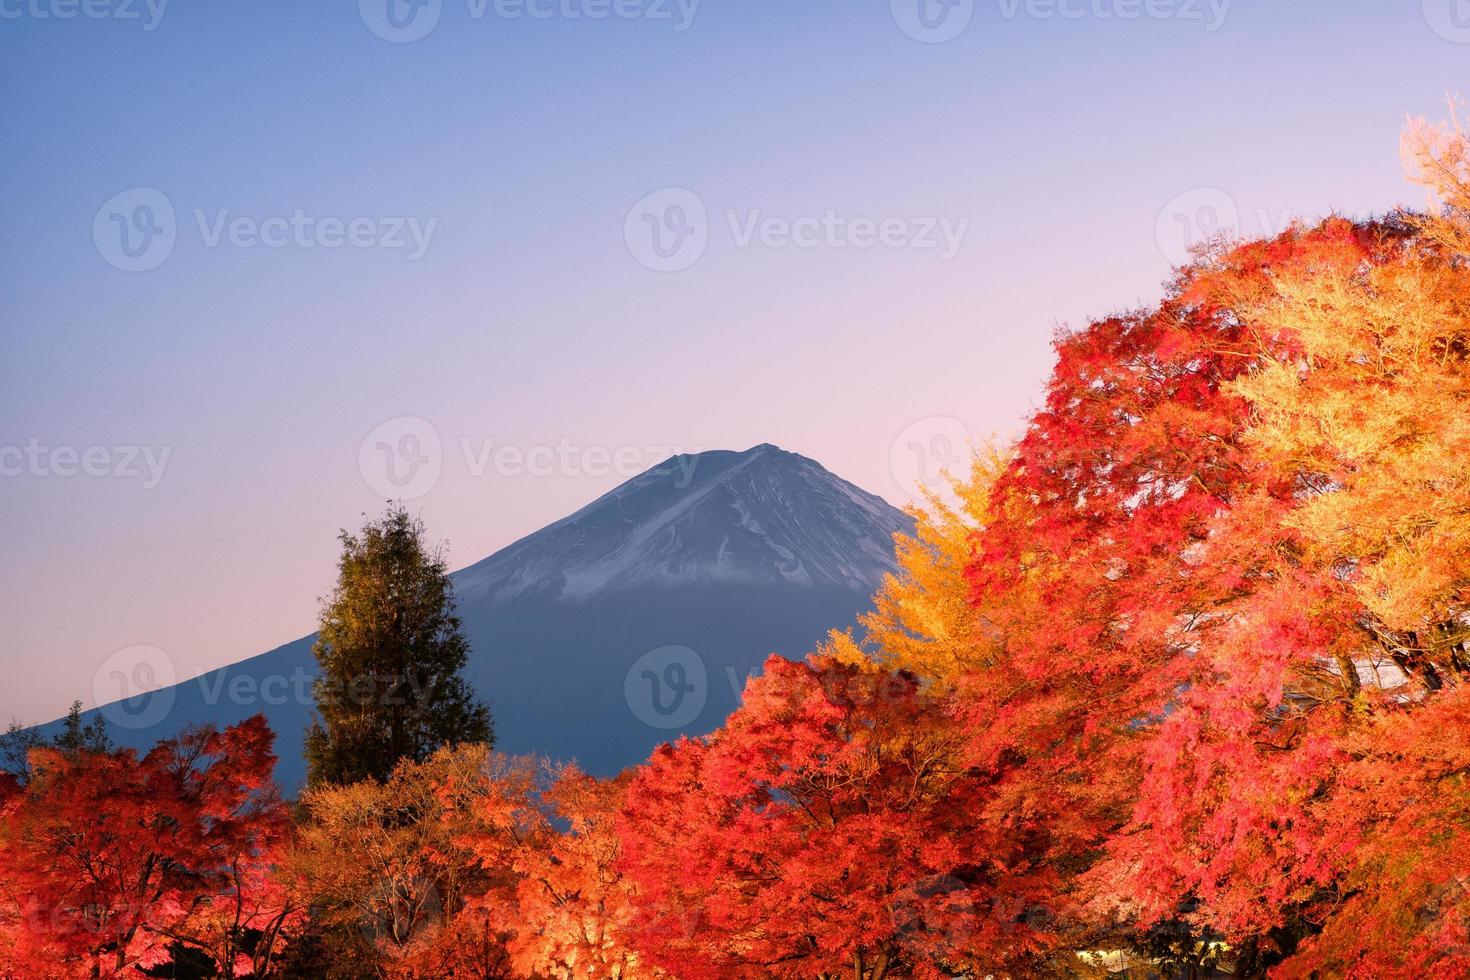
[305,504,491,786]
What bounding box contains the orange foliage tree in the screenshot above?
[8,112,1470,980]
[291,744,517,979]
[957,218,1400,967]
[953,111,1470,975]
[295,743,648,979]
[460,765,651,979]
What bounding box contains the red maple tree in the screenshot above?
[618,654,1055,980]
[0,716,297,978]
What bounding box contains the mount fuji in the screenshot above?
[61,444,913,788]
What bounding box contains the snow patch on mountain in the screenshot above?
[452,444,911,604]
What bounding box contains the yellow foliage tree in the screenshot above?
[483,768,656,979]
[290,744,525,979]
[1221,111,1470,690]
[822,446,1008,685]
[291,747,651,980]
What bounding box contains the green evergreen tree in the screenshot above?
[305,504,492,787]
[0,721,43,782]
[53,699,111,757]
[1,700,110,783]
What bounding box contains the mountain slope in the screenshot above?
[454,443,904,601]
[58,444,912,787]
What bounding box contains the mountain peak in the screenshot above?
[453,445,911,605]
[68,444,914,782]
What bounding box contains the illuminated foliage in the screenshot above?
[0,717,296,978]
[7,113,1470,980]
[291,744,516,979]
[823,448,1009,685]
[618,655,1056,980]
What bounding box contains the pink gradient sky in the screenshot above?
[2,1,1465,723]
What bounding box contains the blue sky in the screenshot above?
[1,0,1466,722]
